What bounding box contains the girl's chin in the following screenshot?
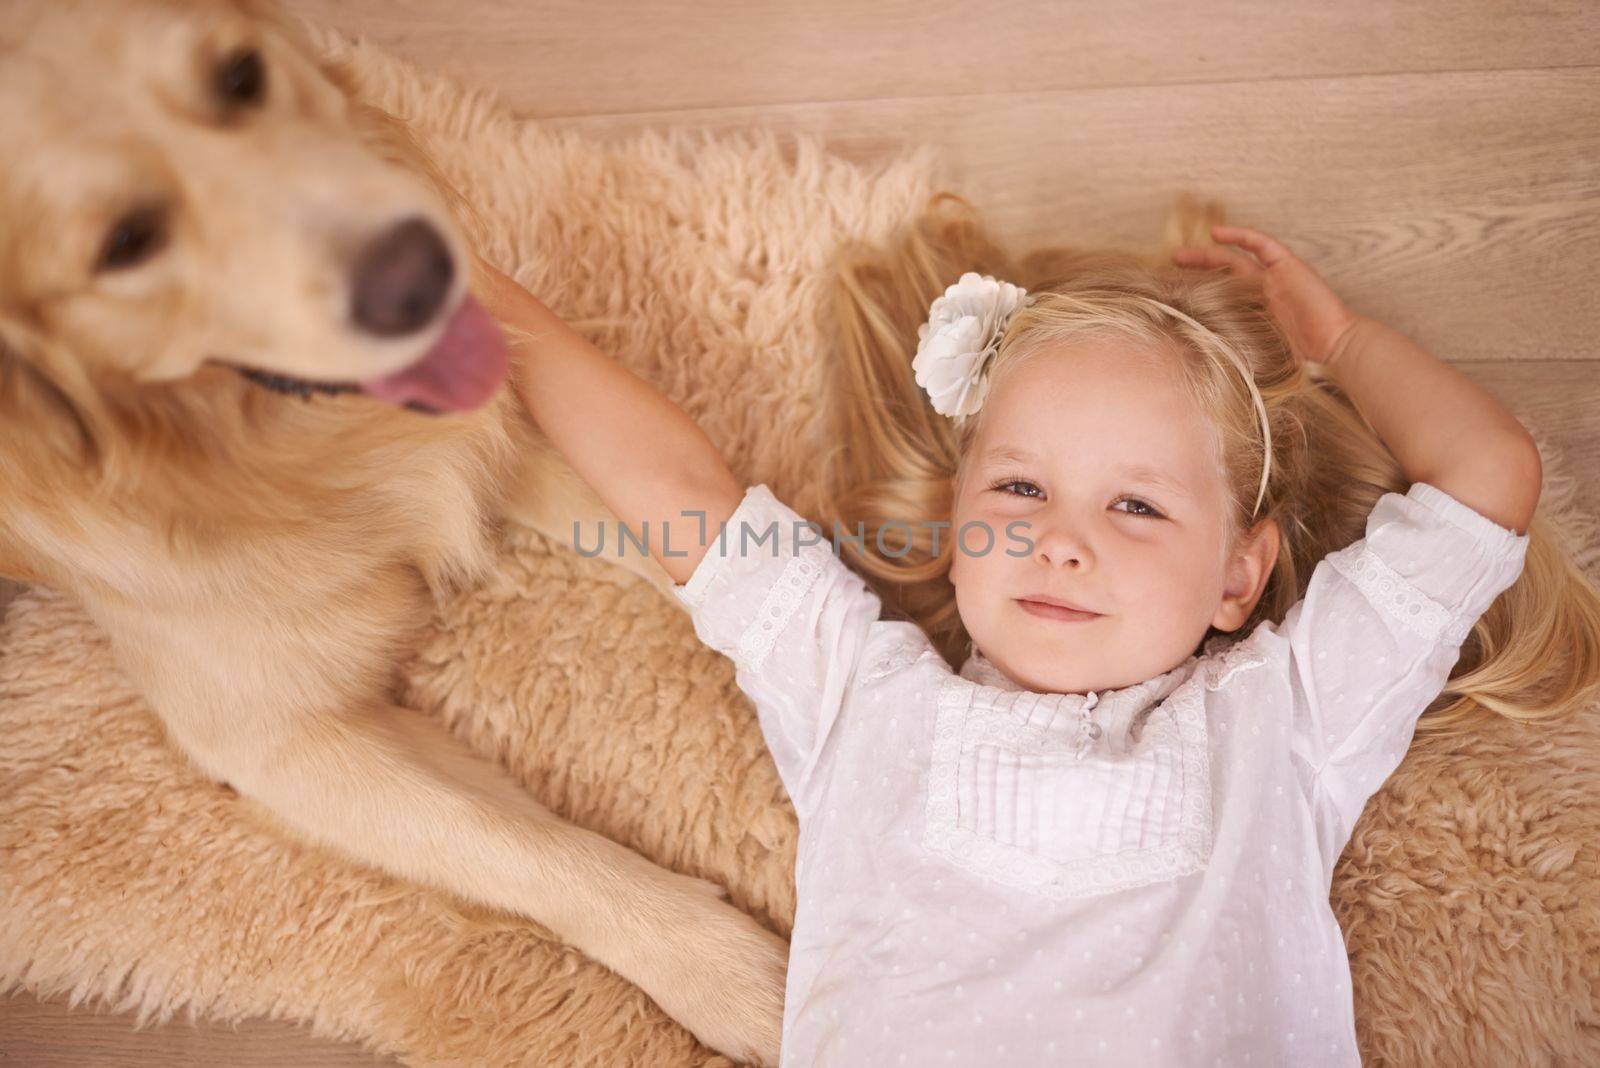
[1007,658,1092,696]
[1017,645,1206,699]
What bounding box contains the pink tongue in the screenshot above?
[359,295,508,412]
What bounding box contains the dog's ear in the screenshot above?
[0,315,60,585]
[312,52,490,251]
[341,95,490,252]
[0,311,109,466]
[0,313,39,402]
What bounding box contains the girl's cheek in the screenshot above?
[1116,518,1167,543]
[1117,545,1180,595]
[1120,526,1183,566]
[973,501,1027,529]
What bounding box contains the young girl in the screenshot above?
[475,201,1596,1066]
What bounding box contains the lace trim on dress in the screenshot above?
[1196,632,1272,691]
[1326,543,1456,645]
[735,545,828,672]
[859,630,937,686]
[1128,636,1269,744]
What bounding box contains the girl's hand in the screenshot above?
[1176,227,1541,532]
[1172,225,1362,369]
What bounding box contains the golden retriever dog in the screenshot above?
[0,0,785,1061]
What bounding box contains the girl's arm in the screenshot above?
[1320,315,1541,533]
[1174,226,1543,534]
[472,256,744,586]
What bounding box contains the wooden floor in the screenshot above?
[4,1,1597,1063]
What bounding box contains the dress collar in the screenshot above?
[956,639,1225,756]
[958,646,1034,693]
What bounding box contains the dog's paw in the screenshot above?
[637,880,788,1067]
[679,911,788,1067]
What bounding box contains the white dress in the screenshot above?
[671,480,1529,1067]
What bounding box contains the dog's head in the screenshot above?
[0,0,507,447]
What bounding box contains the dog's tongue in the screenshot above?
[359,295,508,412]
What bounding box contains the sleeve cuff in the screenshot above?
[1406,481,1530,547]
[1348,479,1533,643]
[673,483,778,610]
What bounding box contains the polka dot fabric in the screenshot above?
[673,481,1529,1066]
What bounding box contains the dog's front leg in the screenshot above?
[496,416,685,605]
[201,700,785,1065]
[0,523,51,586]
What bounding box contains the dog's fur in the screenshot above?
[0,1,785,1061]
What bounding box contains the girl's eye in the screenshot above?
[989,478,1043,499]
[1113,497,1164,518]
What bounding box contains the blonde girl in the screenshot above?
[474,196,1599,1067]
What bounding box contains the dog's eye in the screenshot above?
[214,47,266,108]
[97,207,167,273]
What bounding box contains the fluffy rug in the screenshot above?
[3,28,1597,1068]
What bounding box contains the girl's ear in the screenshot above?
[1212,517,1281,632]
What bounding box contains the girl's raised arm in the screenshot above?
[473,256,744,585]
[1174,225,1543,533]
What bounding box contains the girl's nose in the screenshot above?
[1033,519,1093,570]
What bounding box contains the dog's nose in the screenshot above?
[350,218,455,337]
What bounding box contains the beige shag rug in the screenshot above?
[3,28,1598,1068]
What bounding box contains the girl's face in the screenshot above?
[947,336,1278,695]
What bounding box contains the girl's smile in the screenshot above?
[1015,596,1103,622]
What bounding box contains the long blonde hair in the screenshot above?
[810,192,1600,729]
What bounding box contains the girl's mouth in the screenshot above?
[1016,598,1102,622]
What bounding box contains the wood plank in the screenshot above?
[1464,361,1600,442]
[1458,360,1600,522]
[279,0,1600,117]
[552,68,1600,366]
[0,992,394,1066]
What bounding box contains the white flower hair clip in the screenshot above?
[912,272,1030,426]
